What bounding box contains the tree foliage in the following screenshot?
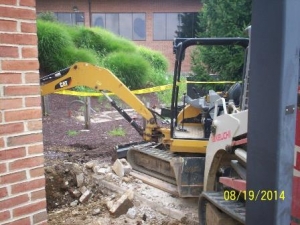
[191,0,252,81]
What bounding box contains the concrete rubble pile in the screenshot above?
[47,158,198,224]
[63,159,138,219]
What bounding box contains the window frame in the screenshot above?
[91,12,146,41]
[153,12,198,41]
[54,12,85,26]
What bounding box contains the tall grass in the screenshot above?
[103,52,151,90]
[138,46,168,72]
[37,20,73,72]
[37,18,168,90]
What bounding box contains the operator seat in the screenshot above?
[227,82,242,106]
[183,90,222,112]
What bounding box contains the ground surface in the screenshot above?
[43,93,198,225]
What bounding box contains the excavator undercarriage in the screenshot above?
[127,144,206,197]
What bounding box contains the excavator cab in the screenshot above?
[168,38,249,151]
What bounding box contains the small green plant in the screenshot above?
[67,130,78,136]
[108,127,126,136]
[97,95,105,104]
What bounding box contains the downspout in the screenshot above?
[88,0,92,27]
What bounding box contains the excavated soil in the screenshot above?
[43,93,198,225]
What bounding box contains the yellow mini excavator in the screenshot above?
[40,37,249,197]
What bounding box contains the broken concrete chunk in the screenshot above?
[79,189,92,203]
[122,177,131,183]
[72,163,83,175]
[106,190,134,217]
[71,210,80,216]
[79,186,88,194]
[92,208,101,216]
[112,159,132,177]
[76,173,84,187]
[85,161,96,169]
[93,165,100,173]
[126,207,137,219]
[125,189,134,201]
[69,189,82,198]
[96,168,107,175]
[120,158,132,175]
[70,200,78,207]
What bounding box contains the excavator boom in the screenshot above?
[41,62,155,123]
[41,62,159,141]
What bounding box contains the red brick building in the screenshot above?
[0,0,48,224]
[36,0,202,72]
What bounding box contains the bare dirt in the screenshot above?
[42,93,198,225]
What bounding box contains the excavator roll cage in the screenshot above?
[170,37,249,139]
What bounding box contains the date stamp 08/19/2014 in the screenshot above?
[223,190,285,201]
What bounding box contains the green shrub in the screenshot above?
[138,46,168,72]
[37,20,169,91]
[38,20,100,73]
[51,47,99,71]
[37,11,57,22]
[91,28,137,53]
[147,70,169,87]
[70,27,108,56]
[103,52,151,89]
[68,26,137,66]
[37,20,74,72]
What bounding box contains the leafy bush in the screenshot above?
[138,46,168,72]
[70,27,109,57]
[37,11,57,22]
[51,47,99,71]
[103,52,151,89]
[37,20,169,90]
[91,28,137,54]
[37,20,74,72]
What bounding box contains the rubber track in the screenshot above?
[199,192,246,225]
[127,144,177,185]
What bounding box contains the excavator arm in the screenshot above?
[40,62,160,141]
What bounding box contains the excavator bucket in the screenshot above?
[171,156,206,197]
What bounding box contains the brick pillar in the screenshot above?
[0,0,48,224]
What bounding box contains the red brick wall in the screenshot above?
[36,0,202,73]
[0,0,47,224]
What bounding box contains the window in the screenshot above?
[55,12,84,26]
[92,13,146,40]
[153,12,199,40]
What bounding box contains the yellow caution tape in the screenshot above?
[55,90,106,97]
[186,81,237,84]
[131,84,173,94]
[55,81,237,97]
